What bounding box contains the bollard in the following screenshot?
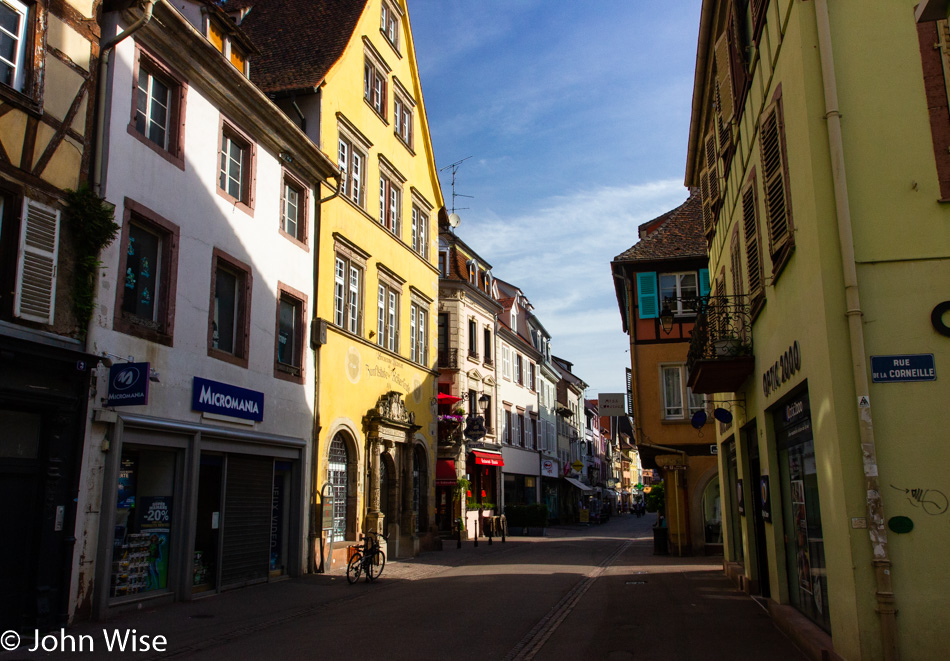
[457,518,462,549]
[488,517,493,545]
[501,514,507,543]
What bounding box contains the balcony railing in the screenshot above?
[686,294,755,394]
[438,348,459,369]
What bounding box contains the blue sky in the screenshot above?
[409,1,703,397]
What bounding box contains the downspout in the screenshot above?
[813,2,899,658]
[309,172,342,573]
[93,0,158,197]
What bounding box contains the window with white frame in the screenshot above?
[363,48,389,119]
[528,363,536,391]
[218,120,254,210]
[376,268,402,352]
[410,204,428,258]
[502,344,511,380]
[338,136,365,208]
[0,0,29,92]
[659,272,699,315]
[661,364,705,420]
[393,82,413,149]
[409,291,430,366]
[515,353,523,385]
[380,0,399,52]
[280,170,308,245]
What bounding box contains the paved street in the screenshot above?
[7,515,804,661]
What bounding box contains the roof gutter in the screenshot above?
[684,0,715,186]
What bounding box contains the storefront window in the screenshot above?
[776,392,831,632]
[111,447,176,598]
[271,462,291,575]
[724,440,743,563]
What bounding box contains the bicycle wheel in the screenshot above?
[346,553,363,584]
[366,549,386,581]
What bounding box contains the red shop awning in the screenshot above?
[472,450,504,467]
[435,459,457,486]
[437,393,463,403]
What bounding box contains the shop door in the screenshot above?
[220,455,272,588]
[0,410,42,631]
[193,454,223,592]
[379,458,391,538]
[746,427,770,599]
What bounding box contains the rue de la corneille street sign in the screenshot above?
[870,354,936,383]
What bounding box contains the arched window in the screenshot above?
[413,446,428,533]
[328,435,349,537]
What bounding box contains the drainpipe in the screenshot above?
[93,0,158,197]
[308,172,342,573]
[813,1,898,658]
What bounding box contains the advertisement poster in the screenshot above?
[137,496,172,592]
[117,457,136,509]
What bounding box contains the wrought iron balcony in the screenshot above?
[438,348,459,369]
[686,294,754,394]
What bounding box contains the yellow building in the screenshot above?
[687,1,950,658]
[0,0,101,630]
[241,0,442,564]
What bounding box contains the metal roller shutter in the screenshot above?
[220,454,272,588]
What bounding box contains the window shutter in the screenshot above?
[699,166,715,237]
[14,198,60,325]
[636,272,658,319]
[742,184,764,300]
[714,31,735,130]
[730,233,743,297]
[760,101,791,260]
[698,268,710,299]
[705,131,721,205]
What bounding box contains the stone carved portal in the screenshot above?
[363,392,421,557]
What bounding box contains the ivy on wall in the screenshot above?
[64,185,119,337]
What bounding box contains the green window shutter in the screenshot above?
[636,272,658,319]
[699,268,711,298]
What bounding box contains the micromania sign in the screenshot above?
[192,376,264,421]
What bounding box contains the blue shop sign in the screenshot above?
[107,362,150,406]
[870,354,936,383]
[192,376,264,421]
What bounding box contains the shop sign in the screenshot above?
[541,458,558,477]
[760,475,772,523]
[192,376,264,421]
[762,341,802,397]
[870,354,936,383]
[598,393,627,416]
[107,362,150,406]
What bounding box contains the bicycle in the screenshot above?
[346,531,386,583]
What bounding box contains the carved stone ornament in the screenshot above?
[375,391,414,425]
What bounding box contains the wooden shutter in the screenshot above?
[730,232,743,297]
[699,268,711,299]
[14,197,60,324]
[714,31,735,147]
[636,272,658,319]
[760,101,791,259]
[705,131,721,205]
[918,19,950,200]
[699,167,715,237]
[742,183,764,301]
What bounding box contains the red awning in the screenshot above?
[435,459,457,486]
[437,393,462,403]
[472,450,504,467]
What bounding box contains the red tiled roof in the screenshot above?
[237,0,368,94]
[613,191,705,262]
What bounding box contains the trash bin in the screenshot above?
[653,525,669,555]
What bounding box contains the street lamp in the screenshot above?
[478,393,490,415]
[659,299,674,335]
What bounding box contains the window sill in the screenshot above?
[770,244,794,286]
[216,186,255,218]
[363,97,389,125]
[380,30,402,59]
[0,83,42,118]
[114,313,173,347]
[274,361,304,385]
[208,347,249,369]
[126,123,185,171]
[278,227,309,252]
[395,133,415,156]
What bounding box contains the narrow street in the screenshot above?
[12,515,804,661]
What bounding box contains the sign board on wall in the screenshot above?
[541,458,558,478]
[192,376,264,421]
[107,362,150,406]
[598,393,627,416]
[760,475,772,523]
[870,354,936,383]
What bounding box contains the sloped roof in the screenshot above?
[613,191,705,263]
[237,0,368,94]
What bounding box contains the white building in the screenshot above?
[73,0,336,620]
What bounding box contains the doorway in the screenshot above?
[746,424,770,599]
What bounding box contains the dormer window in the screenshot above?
[208,18,249,76]
[380,0,400,53]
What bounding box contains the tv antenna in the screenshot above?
[440,156,474,215]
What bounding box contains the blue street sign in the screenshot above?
[870,354,936,383]
[107,362,150,406]
[192,376,264,421]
